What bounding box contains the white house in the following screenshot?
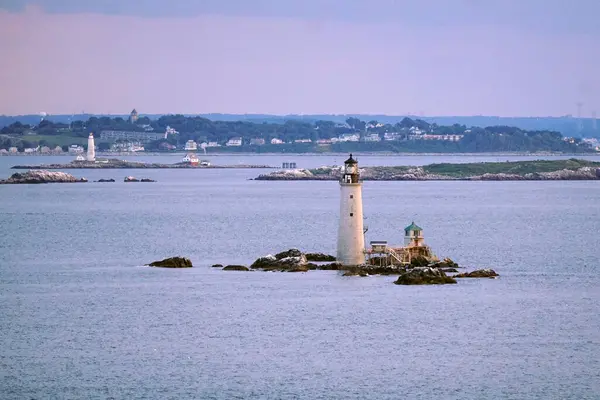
[271,138,284,145]
[184,140,198,151]
[68,145,84,154]
[363,133,381,142]
[226,137,243,146]
[339,133,360,142]
[294,138,312,143]
[384,132,401,141]
[206,141,221,147]
[8,147,18,153]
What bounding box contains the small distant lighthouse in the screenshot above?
[337,154,365,266]
[87,133,96,162]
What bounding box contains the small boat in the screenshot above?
[182,153,199,166]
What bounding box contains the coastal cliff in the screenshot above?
[255,159,600,181]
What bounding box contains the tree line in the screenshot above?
[0,115,592,153]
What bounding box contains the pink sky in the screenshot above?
[0,5,598,117]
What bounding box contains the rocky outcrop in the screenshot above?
[317,262,342,270]
[0,170,88,184]
[255,160,600,181]
[394,267,457,285]
[147,257,193,268]
[124,176,139,182]
[211,264,224,268]
[95,178,115,182]
[453,269,499,278]
[250,249,308,271]
[223,265,250,271]
[305,253,336,262]
[140,178,156,182]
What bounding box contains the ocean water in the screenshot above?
[1,154,599,399]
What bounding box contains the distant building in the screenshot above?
[24,148,37,153]
[271,138,284,145]
[53,146,63,153]
[40,146,51,154]
[316,139,333,145]
[100,130,164,142]
[129,109,139,124]
[8,147,18,153]
[0,149,8,155]
[68,145,84,154]
[250,138,265,146]
[384,132,401,141]
[206,141,221,147]
[294,138,312,143]
[363,133,381,142]
[184,140,198,151]
[111,141,144,152]
[339,133,360,142]
[226,137,243,146]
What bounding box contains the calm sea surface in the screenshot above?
[1,154,599,399]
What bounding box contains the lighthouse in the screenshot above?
[336,154,365,266]
[86,133,96,162]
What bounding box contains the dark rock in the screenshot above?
[317,262,342,270]
[250,250,307,271]
[223,265,250,271]
[394,267,457,285]
[410,255,430,268]
[211,264,224,268]
[250,255,278,269]
[95,178,115,182]
[124,176,139,182]
[305,263,319,270]
[454,269,499,278]
[343,270,368,277]
[274,248,302,259]
[147,257,193,268]
[140,178,156,182]
[305,252,336,262]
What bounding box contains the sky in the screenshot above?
[0,0,598,117]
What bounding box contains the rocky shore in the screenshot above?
[208,248,498,285]
[255,159,600,181]
[0,170,88,184]
[11,159,273,170]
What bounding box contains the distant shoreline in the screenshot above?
[1,151,599,158]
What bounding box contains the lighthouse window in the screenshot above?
[350,195,354,199]
[350,213,354,217]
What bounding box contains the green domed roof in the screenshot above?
[404,221,423,232]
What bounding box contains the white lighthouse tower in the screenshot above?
[86,133,96,162]
[336,154,365,266]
